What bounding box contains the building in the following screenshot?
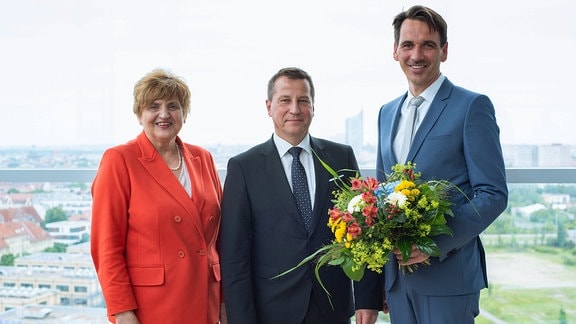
[538,144,573,167]
[0,206,42,224]
[345,110,364,154]
[0,286,60,313]
[0,221,53,256]
[0,305,107,323]
[44,221,90,245]
[4,252,103,308]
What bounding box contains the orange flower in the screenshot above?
[363,177,380,191]
[347,222,362,239]
[350,178,363,190]
[329,207,343,221]
[362,191,377,205]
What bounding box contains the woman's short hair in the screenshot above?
[133,69,191,117]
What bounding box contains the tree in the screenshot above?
[44,243,67,253]
[556,219,568,248]
[42,206,68,227]
[559,305,567,324]
[1,254,15,266]
[529,208,556,224]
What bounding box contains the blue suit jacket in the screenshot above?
[220,136,377,324]
[375,78,508,296]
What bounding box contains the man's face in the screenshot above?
[266,76,314,146]
[393,18,447,95]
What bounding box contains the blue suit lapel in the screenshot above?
[408,79,453,163]
[380,96,406,166]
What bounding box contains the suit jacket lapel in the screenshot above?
[180,142,205,211]
[408,79,452,163]
[383,96,406,165]
[135,132,204,234]
[260,138,306,232]
[309,137,335,235]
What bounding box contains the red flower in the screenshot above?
[342,211,355,222]
[350,178,363,190]
[365,214,376,226]
[328,207,343,221]
[362,205,378,218]
[363,177,379,191]
[347,222,362,239]
[361,191,377,205]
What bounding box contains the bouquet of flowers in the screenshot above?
[275,159,458,293]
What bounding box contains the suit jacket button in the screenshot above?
[178,251,185,258]
[174,216,182,223]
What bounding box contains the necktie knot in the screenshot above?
[409,96,424,108]
[288,146,303,159]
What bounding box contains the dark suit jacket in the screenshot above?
[220,136,376,323]
[374,78,508,298]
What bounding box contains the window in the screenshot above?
[1,1,574,155]
[1,1,574,323]
[56,285,69,292]
[74,286,87,293]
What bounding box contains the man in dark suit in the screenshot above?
[220,67,380,324]
[368,5,509,324]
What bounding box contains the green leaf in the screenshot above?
[311,148,358,191]
[397,239,412,263]
[415,237,441,257]
[429,224,453,237]
[328,256,346,266]
[342,259,365,281]
[270,244,333,280]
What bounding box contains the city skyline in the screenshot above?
[1,0,575,148]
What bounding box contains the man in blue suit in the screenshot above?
[369,5,509,323]
[220,67,380,324]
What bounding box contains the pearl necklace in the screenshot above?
[169,145,182,171]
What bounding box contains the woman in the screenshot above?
[91,69,225,323]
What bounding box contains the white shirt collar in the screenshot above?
[407,74,445,104]
[273,133,312,157]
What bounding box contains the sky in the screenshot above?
[1,0,575,148]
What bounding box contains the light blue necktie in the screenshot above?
[289,147,312,232]
[399,96,425,163]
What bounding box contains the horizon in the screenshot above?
[2,0,575,147]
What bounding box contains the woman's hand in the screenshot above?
[219,303,228,324]
[115,310,139,324]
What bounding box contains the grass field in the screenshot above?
[477,249,576,323]
[366,248,576,323]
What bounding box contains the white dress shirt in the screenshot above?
[393,74,445,161]
[273,133,316,207]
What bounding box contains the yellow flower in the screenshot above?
[396,180,415,191]
[334,221,346,242]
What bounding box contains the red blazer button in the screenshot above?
[178,251,185,258]
[174,216,182,223]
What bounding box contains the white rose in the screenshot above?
[387,192,407,208]
[347,194,364,213]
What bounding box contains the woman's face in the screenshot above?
[138,98,184,147]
